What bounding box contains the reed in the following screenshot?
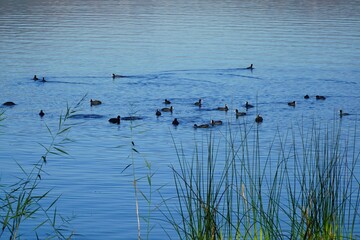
[0,110,4,123]
[123,114,161,240]
[128,140,156,240]
[0,98,85,239]
[163,119,359,239]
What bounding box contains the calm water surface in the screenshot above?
[1,0,360,239]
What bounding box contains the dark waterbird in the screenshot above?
[161,106,173,112]
[90,99,102,106]
[194,99,202,107]
[33,75,39,80]
[316,95,326,100]
[255,114,263,123]
[244,101,254,109]
[109,115,121,124]
[304,94,310,99]
[340,109,350,117]
[235,109,246,117]
[246,64,254,70]
[112,73,125,78]
[216,104,228,111]
[156,109,161,116]
[39,110,45,117]
[211,120,223,126]
[164,99,171,104]
[288,101,296,107]
[172,118,179,126]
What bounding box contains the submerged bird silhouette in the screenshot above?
[2,101,16,106]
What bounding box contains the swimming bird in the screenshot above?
[288,101,296,107]
[164,99,171,104]
[33,75,39,80]
[304,95,310,99]
[340,110,350,117]
[2,101,16,106]
[39,110,45,117]
[245,101,254,109]
[161,106,173,112]
[156,109,162,116]
[172,118,179,126]
[316,95,326,100]
[235,109,246,117]
[41,77,47,82]
[217,104,229,111]
[193,123,210,129]
[211,120,223,126]
[109,115,120,124]
[90,99,102,106]
[255,114,263,123]
[112,73,125,78]
[194,99,202,107]
[246,64,254,70]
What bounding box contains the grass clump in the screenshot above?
[163,120,359,239]
[0,99,85,239]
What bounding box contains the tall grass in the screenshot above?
[127,139,156,240]
[163,120,360,239]
[0,98,85,239]
[123,114,162,240]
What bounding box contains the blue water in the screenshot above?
[1,0,360,239]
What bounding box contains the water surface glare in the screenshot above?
[1,0,360,239]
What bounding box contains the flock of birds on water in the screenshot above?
[1,64,352,129]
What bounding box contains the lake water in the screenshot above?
[1,0,360,239]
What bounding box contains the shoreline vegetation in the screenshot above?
[127,113,359,239]
[159,122,360,239]
[158,120,360,239]
[1,99,359,239]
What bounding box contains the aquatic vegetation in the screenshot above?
[0,97,86,239]
[0,110,5,124]
[122,117,162,240]
[161,119,360,239]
